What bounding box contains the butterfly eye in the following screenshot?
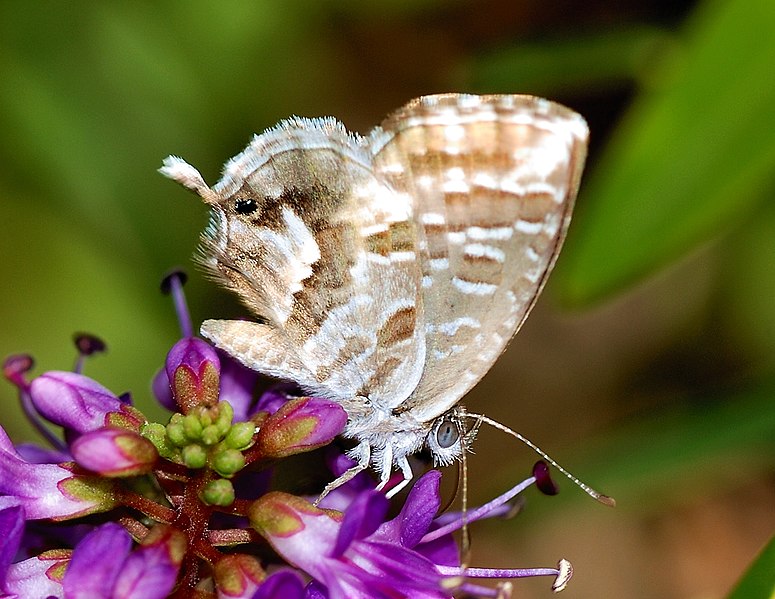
[234,197,258,215]
[435,417,460,449]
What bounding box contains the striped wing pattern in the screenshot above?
[371,95,587,422]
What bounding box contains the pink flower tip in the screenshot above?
[71,428,158,476]
[256,397,347,458]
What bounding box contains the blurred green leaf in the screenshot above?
[557,0,775,305]
[592,385,775,510]
[722,201,775,371]
[726,533,775,599]
[0,186,177,438]
[468,25,674,96]
[493,380,775,515]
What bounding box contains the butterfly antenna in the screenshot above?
[459,435,471,564]
[466,412,615,507]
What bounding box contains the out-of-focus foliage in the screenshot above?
[726,533,775,599]
[555,0,775,306]
[1,1,774,598]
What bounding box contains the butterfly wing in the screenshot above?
[369,94,588,421]
[162,118,426,407]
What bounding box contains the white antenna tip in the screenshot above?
[552,559,573,593]
[596,494,617,508]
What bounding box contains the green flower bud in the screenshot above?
[181,444,207,469]
[182,413,203,441]
[201,424,220,446]
[225,422,255,450]
[200,478,235,506]
[212,448,245,477]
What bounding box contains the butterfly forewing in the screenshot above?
[191,118,426,405]
[370,95,588,421]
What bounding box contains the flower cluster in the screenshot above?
[0,273,573,598]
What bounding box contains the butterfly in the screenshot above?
[160,93,588,498]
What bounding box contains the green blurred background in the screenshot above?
[1,1,774,597]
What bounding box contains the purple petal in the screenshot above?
[332,491,388,558]
[63,523,132,598]
[252,570,305,599]
[114,541,180,599]
[304,580,328,599]
[373,470,441,548]
[3,553,67,598]
[15,443,71,464]
[218,352,259,422]
[397,471,442,548]
[151,367,175,411]
[29,371,123,433]
[415,532,460,569]
[0,500,25,585]
[0,439,113,519]
[323,541,447,599]
[0,426,15,453]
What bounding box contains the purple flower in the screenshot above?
[60,523,184,599]
[0,271,585,597]
[0,425,118,520]
[252,570,307,599]
[249,469,572,598]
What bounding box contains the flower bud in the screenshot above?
[181,444,207,469]
[141,422,177,460]
[212,448,245,477]
[214,554,266,598]
[165,338,220,413]
[71,428,158,477]
[225,421,255,450]
[200,479,235,506]
[29,372,125,434]
[256,397,346,458]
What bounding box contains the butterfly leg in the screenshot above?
[313,441,371,506]
[384,456,414,499]
[374,444,394,492]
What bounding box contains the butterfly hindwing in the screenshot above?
[370,94,588,421]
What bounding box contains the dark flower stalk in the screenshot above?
[0,272,575,598]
